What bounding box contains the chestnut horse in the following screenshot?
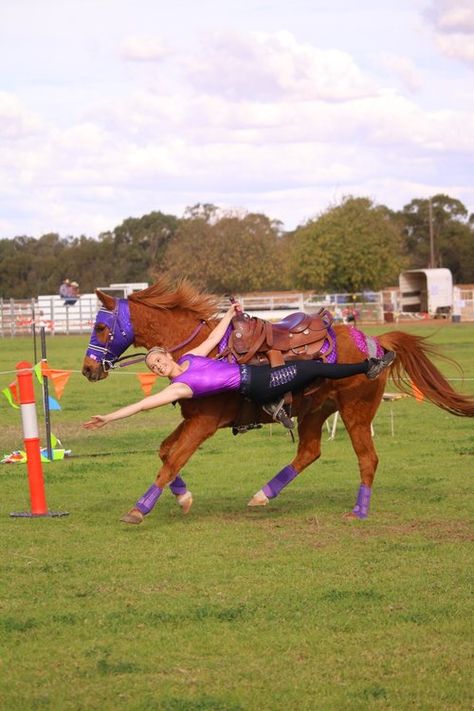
[82,279,474,524]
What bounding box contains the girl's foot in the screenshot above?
[366,351,396,380]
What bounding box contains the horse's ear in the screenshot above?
[95,289,116,311]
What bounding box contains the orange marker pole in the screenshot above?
[15,361,48,515]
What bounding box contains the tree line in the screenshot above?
[1,194,473,299]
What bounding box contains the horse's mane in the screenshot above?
[128,276,219,320]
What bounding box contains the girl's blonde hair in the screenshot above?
[145,346,171,368]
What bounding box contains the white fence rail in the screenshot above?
[1,289,473,338]
[0,295,100,337]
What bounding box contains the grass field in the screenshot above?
[0,323,473,711]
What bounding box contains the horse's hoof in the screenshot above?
[177,491,193,514]
[248,490,269,507]
[342,511,364,521]
[120,508,144,524]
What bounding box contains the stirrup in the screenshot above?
[232,423,263,436]
[262,399,295,429]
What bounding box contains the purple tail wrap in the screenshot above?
[136,483,163,514]
[169,475,187,496]
[352,484,372,519]
[263,464,299,499]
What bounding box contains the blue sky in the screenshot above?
[1,0,473,237]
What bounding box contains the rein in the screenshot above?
[168,320,209,353]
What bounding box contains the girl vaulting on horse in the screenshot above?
[82,280,474,524]
[83,302,396,433]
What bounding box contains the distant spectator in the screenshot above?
[70,281,80,300]
[59,278,71,299]
[59,277,78,307]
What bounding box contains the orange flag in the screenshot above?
[2,381,20,408]
[411,381,424,402]
[41,362,72,400]
[137,373,158,396]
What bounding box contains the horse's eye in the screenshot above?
[95,323,107,333]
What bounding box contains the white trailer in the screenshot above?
[399,268,453,316]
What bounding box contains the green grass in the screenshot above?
[0,324,473,710]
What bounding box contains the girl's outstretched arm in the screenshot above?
[189,303,240,357]
[82,382,191,430]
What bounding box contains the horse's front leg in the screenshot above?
[121,416,220,524]
[248,401,335,507]
[159,423,193,514]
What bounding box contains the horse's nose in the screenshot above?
[82,364,93,380]
[82,357,107,381]
[82,364,101,381]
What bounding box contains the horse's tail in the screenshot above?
[377,331,474,417]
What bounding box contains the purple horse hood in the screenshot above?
[85,298,135,366]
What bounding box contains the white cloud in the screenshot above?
[429,0,474,33]
[1,14,474,238]
[378,54,423,92]
[436,32,474,63]
[0,92,43,139]
[427,0,474,65]
[120,35,170,61]
[2,75,474,236]
[185,30,377,102]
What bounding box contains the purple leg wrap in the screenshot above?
[135,483,163,515]
[352,484,372,519]
[169,475,187,496]
[263,464,299,499]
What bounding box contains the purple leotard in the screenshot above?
[171,354,241,398]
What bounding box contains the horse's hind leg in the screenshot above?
[339,404,379,520]
[248,404,333,507]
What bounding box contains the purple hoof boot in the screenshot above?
[352,484,372,519]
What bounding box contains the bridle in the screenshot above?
[85,299,135,371]
[86,298,211,371]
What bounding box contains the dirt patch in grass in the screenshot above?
[346,518,474,543]
[241,512,474,551]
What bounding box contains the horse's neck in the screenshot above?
[129,302,218,354]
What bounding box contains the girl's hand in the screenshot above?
[227,302,241,317]
[83,415,109,430]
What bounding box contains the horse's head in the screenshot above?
[82,290,135,381]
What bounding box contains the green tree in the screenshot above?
[437,219,474,283]
[399,194,474,282]
[100,211,180,283]
[290,196,405,292]
[0,233,71,298]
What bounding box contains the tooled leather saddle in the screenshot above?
[221,308,335,368]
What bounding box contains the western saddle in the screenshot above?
[221,308,335,434]
[221,308,335,368]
